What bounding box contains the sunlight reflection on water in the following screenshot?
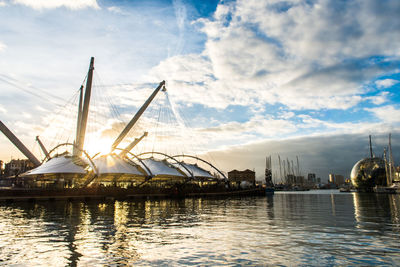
[0,190,399,266]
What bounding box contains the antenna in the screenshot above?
[369,135,373,158]
[388,133,394,186]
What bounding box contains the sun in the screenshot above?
[83,137,114,157]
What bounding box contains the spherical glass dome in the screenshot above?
[350,157,386,190]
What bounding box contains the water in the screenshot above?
[0,190,399,266]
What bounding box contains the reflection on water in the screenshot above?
[0,191,399,266]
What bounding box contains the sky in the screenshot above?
[0,0,400,182]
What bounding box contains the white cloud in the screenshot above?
[279,111,295,119]
[0,41,6,52]
[297,114,387,135]
[35,105,48,112]
[366,105,400,123]
[0,1,7,7]
[375,79,399,89]
[173,0,186,31]
[199,115,297,137]
[150,0,400,111]
[0,105,6,114]
[22,112,32,119]
[12,0,100,10]
[107,6,127,15]
[366,92,389,105]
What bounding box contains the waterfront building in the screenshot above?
[351,157,386,191]
[395,166,400,182]
[335,175,345,185]
[351,135,394,191]
[307,173,316,183]
[328,174,345,186]
[0,160,4,177]
[329,174,335,184]
[286,174,296,184]
[228,169,255,184]
[4,159,35,177]
[296,176,305,184]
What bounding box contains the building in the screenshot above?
[395,166,400,182]
[329,173,345,186]
[286,174,296,184]
[0,160,4,177]
[296,176,305,185]
[335,175,345,185]
[329,174,335,184]
[307,173,316,183]
[4,159,35,177]
[228,169,255,183]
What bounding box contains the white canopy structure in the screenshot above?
[24,156,87,175]
[94,154,144,176]
[140,158,184,177]
[173,162,214,179]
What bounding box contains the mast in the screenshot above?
[0,120,40,166]
[369,135,373,158]
[287,158,290,183]
[110,80,165,152]
[283,161,286,184]
[73,85,84,156]
[388,133,394,186]
[119,132,148,157]
[291,160,295,177]
[265,155,272,186]
[36,136,49,159]
[384,147,390,186]
[278,155,282,183]
[75,57,94,157]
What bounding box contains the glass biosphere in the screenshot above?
[350,157,386,190]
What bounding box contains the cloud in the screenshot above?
[183,115,299,153]
[170,0,187,56]
[22,112,32,119]
[375,79,399,89]
[150,0,400,111]
[12,0,100,10]
[199,115,296,137]
[366,92,389,105]
[0,104,6,114]
[0,1,7,7]
[0,41,6,52]
[107,6,128,15]
[366,105,400,123]
[279,111,295,119]
[297,114,391,135]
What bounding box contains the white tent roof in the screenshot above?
[25,156,87,175]
[141,158,184,177]
[94,154,144,175]
[173,162,214,178]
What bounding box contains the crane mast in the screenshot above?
[110,80,165,152]
[0,121,40,166]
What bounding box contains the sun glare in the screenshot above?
[84,137,114,157]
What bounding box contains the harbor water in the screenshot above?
[0,190,399,266]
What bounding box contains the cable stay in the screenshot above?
[1,57,228,188]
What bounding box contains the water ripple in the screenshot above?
[0,191,399,266]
